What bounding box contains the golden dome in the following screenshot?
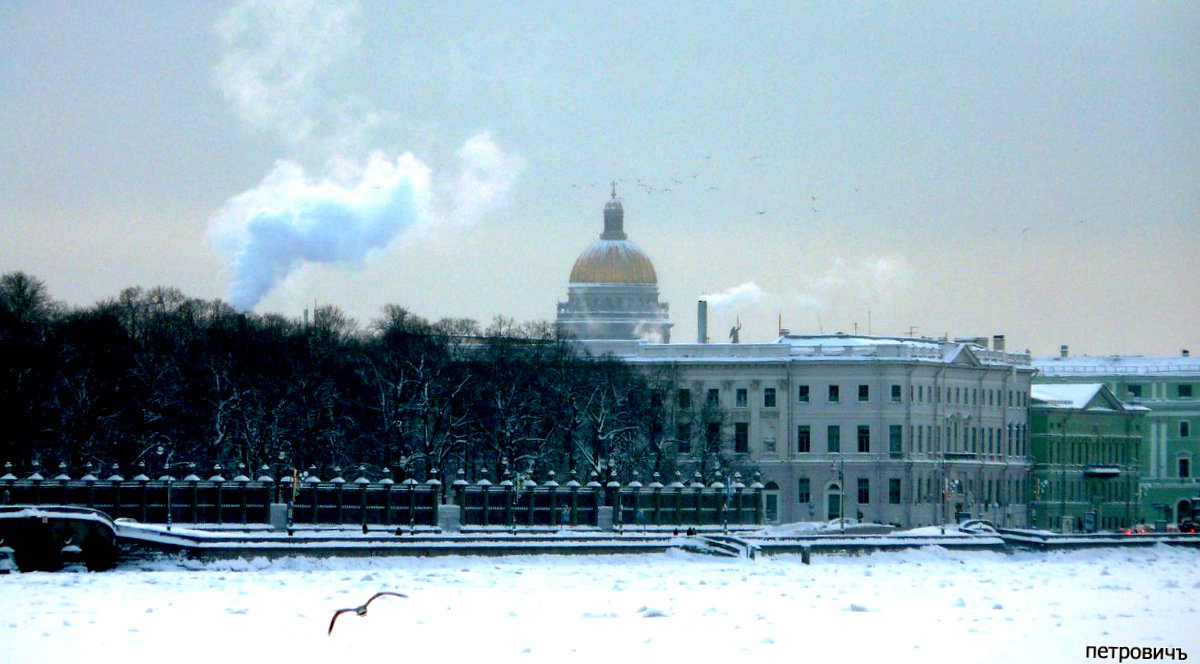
[569,240,658,284]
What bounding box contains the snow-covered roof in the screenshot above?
[1030,383,1147,412]
[584,334,1031,368]
[1031,384,1106,409]
[1034,354,1200,377]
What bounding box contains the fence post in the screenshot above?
[380,468,394,527]
[545,471,560,527]
[750,474,765,525]
[306,468,322,524]
[566,472,582,525]
[452,470,468,507]
[55,462,71,505]
[211,465,226,525]
[355,467,370,530]
[330,467,346,524]
[184,467,201,524]
[650,473,664,526]
[234,468,250,526]
[107,467,124,519]
[691,473,705,524]
[426,475,441,528]
[133,463,149,522]
[405,478,418,531]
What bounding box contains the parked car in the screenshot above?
[1178,520,1198,534]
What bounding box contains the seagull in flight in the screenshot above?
[328,591,408,635]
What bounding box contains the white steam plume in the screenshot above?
[209,134,522,312]
[208,1,524,311]
[702,282,765,310]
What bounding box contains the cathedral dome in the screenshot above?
[556,183,672,343]
[569,239,658,284]
[567,183,658,284]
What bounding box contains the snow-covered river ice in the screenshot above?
[2,544,1197,663]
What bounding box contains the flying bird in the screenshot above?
[328,591,408,635]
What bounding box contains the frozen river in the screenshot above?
[2,544,1197,663]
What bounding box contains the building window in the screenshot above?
[828,385,840,403]
[857,425,871,453]
[734,422,749,454]
[890,384,902,403]
[676,423,691,454]
[858,385,870,402]
[797,425,811,453]
[678,389,691,410]
[707,388,720,408]
[797,478,810,504]
[735,388,748,408]
[763,387,777,408]
[798,385,810,403]
[1128,384,1143,399]
[1180,458,1192,479]
[1179,384,1194,399]
[1182,421,1192,438]
[857,478,870,504]
[889,425,902,455]
[827,425,841,453]
[888,478,901,504]
[705,421,721,449]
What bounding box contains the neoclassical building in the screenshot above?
[555,186,673,343]
[1028,383,1146,532]
[583,334,1036,527]
[1034,351,1200,525]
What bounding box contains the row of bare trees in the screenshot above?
[0,272,748,486]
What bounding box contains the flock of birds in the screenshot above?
[565,153,1086,237]
[568,153,839,222]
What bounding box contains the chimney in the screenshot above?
[1060,345,1069,358]
[992,334,1006,352]
[697,300,708,344]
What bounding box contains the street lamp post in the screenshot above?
[831,453,845,533]
[934,454,947,534]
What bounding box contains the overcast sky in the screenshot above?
[2,1,1197,356]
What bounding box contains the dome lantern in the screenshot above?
[601,180,626,240]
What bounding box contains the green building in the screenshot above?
[1029,383,1146,532]
[1034,352,1200,527]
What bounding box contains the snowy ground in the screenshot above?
[2,545,1197,663]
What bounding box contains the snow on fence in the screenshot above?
[0,464,765,529]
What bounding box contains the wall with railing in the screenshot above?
[0,463,764,530]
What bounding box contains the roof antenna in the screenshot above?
[611,180,617,198]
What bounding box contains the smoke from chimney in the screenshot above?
[701,282,764,310]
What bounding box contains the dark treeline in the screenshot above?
[0,272,747,487]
